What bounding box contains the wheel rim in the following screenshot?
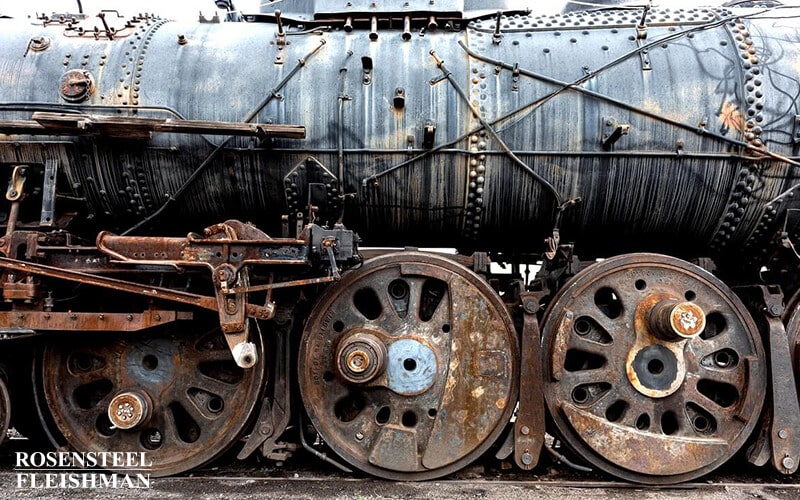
[542,253,765,484]
[0,376,10,446]
[41,321,265,476]
[299,252,518,480]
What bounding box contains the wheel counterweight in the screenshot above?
[41,322,266,477]
[542,253,766,484]
[299,252,519,480]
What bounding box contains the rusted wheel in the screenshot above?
[41,320,265,476]
[542,253,765,484]
[0,376,10,446]
[299,252,518,480]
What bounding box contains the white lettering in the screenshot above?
[15,452,29,468]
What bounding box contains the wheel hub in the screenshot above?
[650,299,706,340]
[629,345,678,393]
[108,391,152,430]
[336,330,388,384]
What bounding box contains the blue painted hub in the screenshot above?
[122,337,178,388]
[387,339,437,395]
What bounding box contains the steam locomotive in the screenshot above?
[0,0,798,485]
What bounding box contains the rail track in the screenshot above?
[1,434,798,500]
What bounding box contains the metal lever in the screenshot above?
[514,292,545,470]
[323,238,341,280]
[760,288,800,474]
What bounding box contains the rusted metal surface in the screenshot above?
[542,254,766,484]
[0,112,307,140]
[298,252,518,480]
[41,322,266,477]
[0,309,191,332]
[0,256,274,320]
[514,292,545,470]
[58,70,94,103]
[2,1,800,484]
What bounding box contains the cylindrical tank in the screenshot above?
[1,5,799,263]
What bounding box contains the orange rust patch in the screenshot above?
[719,101,745,133]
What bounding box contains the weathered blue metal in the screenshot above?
[1,5,798,263]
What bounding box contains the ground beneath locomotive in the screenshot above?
[1,434,797,500]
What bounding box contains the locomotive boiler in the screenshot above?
[0,0,798,485]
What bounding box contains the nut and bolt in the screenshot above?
[521,452,533,465]
[523,300,537,314]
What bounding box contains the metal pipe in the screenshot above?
[298,415,353,473]
[369,16,378,40]
[402,16,411,41]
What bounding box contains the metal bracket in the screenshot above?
[746,285,800,474]
[492,10,503,45]
[514,291,545,470]
[40,159,57,227]
[274,10,286,65]
[284,156,340,224]
[634,6,651,71]
[601,117,630,150]
[6,165,28,234]
[423,122,437,149]
[0,309,191,332]
[238,314,292,460]
[361,56,373,85]
[511,63,520,92]
[6,166,26,202]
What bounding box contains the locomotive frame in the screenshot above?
[0,0,799,485]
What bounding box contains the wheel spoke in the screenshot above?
[560,366,616,388]
[694,365,744,387]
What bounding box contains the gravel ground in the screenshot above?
[1,435,798,500]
